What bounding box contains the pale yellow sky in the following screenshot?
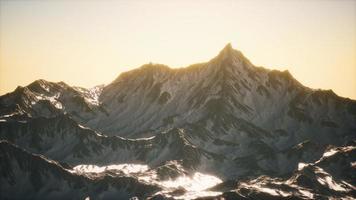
[0,0,355,99]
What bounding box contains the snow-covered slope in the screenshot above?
[211,144,356,200]
[90,44,355,143]
[0,114,229,178]
[0,79,104,121]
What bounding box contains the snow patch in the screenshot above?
[298,163,308,170]
[72,164,149,174]
[315,167,349,192]
[322,148,338,158]
[35,93,63,109]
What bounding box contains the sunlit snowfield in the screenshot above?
[72,164,222,199]
[74,162,354,199]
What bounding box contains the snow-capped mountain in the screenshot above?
[0,44,355,199]
[0,79,104,120]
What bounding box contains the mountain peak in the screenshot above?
[218,43,233,56]
[223,43,233,50]
[212,43,252,70]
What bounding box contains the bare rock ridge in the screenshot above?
[0,44,355,199]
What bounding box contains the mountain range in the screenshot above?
[1,44,355,199]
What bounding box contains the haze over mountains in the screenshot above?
[0,44,355,199]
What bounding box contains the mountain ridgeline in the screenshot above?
[1,44,355,199]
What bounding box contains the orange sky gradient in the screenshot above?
[0,0,355,99]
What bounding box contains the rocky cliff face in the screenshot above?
[0,44,355,199]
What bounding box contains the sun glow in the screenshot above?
[0,0,355,99]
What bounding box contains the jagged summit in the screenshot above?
[212,43,253,69]
[111,43,256,85]
[221,43,233,52]
[216,43,235,59]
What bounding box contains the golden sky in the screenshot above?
[1,0,355,99]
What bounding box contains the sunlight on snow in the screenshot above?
[158,172,222,199]
[322,149,338,158]
[71,164,223,199]
[160,172,222,191]
[72,164,149,174]
[297,162,308,170]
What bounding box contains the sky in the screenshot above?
[0,0,355,99]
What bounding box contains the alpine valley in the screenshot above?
[1,44,355,200]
